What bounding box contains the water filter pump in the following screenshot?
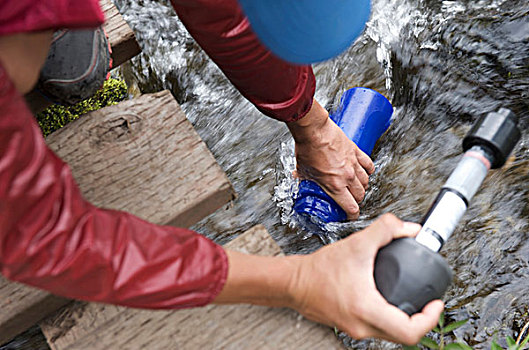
[374,108,521,315]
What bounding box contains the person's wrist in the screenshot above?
[286,99,330,145]
[213,250,302,308]
[283,254,311,312]
[282,254,306,309]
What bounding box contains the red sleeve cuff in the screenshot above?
[199,242,229,307]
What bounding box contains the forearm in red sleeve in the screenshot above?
[0,66,228,309]
[170,0,316,122]
[0,0,104,36]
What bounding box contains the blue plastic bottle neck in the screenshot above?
[330,87,393,155]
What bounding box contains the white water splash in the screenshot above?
[273,139,298,228]
[365,0,423,90]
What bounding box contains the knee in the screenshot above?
[37,27,112,106]
[0,31,53,94]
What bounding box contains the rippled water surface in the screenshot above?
[6,0,528,349]
[113,0,528,348]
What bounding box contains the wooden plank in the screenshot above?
[0,279,70,346]
[46,91,235,227]
[42,226,343,350]
[0,91,235,345]
[100,0,141,68]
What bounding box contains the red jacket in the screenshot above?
[0,0,315,308]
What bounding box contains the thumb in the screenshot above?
[358,213,422,252]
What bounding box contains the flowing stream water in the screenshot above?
[3,0,528,349]
[114,1,529,348]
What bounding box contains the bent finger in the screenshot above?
[356,148,375,174]
[364,296,444,345]
[329,189,360,220]
[342,322,385,341]
[348,179,366,203]
[354,162,370,189]
[342,320,421,345]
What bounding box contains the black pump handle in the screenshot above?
[374,238,452,315]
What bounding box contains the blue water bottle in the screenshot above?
[293,87,394,223]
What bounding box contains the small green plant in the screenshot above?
[490,319,529,350]
[36,78,127,137]
[402,312,470,350]
[403,314,529,350]
[490,334,529,350]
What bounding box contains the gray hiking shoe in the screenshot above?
[37,27,112,106]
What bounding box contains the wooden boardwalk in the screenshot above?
[0,91,235,344]
[99,0,141,67]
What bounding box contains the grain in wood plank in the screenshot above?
[46,91,235,226]
[0,278,69,345]
[100,0,141,67]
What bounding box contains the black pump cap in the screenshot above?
[463,108,521,168]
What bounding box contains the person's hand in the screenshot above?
[288,214,444,345]
[287,99,375,220]
[215,214,443,344]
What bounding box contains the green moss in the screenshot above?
[36,78,128,137]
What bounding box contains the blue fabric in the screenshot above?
[237,0,371,64]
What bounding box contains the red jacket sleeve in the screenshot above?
[0,65,228,309]
[0,0,104,36]
[170,0,316,123]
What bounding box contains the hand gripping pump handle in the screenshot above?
[374,108,521,316]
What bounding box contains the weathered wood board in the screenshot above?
[0,91,235,345]
[42,226,343,350]
[0,280,69,346]
[25,0,141,113]
[45,91,235,227]
[100,0,141,68]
